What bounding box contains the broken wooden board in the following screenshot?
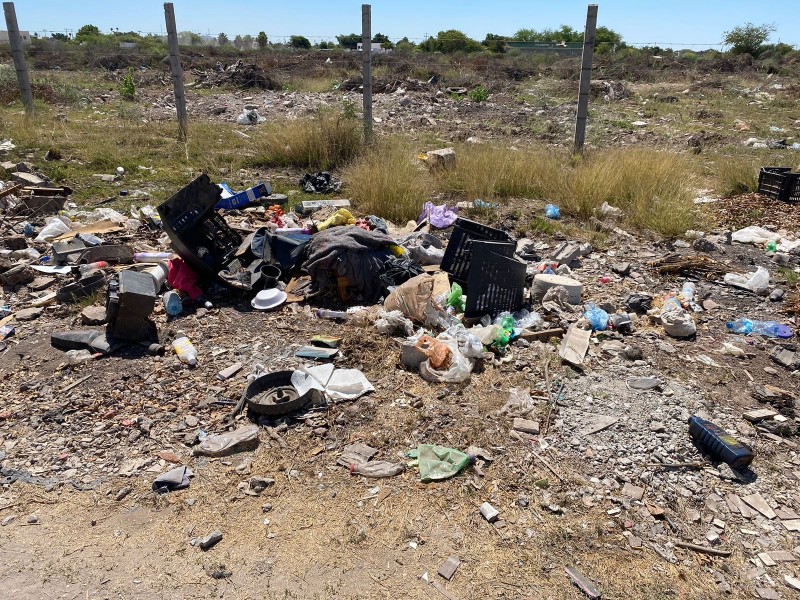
[519,327,564,343]
[437,556,461,581]
[782,519,800,532]
[52,220,125,242]
[559,324,591,367]
[741,493,777,519]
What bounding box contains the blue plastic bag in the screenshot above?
[544,204,560,219]
[584,302,609,331]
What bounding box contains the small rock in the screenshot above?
[26,514,38,524]
[706,530,721,545]
[611,262,631,277]
[693,238,718,253]
[1,515,16,526]
[649,421,666,433]
[769,288,785,302]
[80,305,107,325]
[261,503,273,513]
[115,487,132,501]
[205,564,232,579]
[14,307,43,321]
[480,502,500,523]
[702,299,720,311]
[184,415,199,428]
[621,483,645,500]
[247,477,275,495]
[198,530,223,550]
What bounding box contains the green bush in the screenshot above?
[119,67,135,100]
[469,85,489,102]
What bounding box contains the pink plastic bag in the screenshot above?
[167,258,203,300]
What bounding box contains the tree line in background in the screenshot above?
[30,22,793,58]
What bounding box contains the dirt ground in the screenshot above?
[2,56,800,600]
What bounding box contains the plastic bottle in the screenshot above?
[680,281,696,302]
[317,308,349,320]
[134,251,173,262]
[726,318,792,338]
[163,290,183,316]
[172,331,198,366]
[78,261,108,276]
[22,222,34,237]
[766,240,777,252]
[688,415,754,470]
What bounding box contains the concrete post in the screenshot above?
[3,2,34,114]
[573,4,598,155]
[361,4,373,139]
[164,3,188,142]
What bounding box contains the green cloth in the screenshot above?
[410,444,472,482]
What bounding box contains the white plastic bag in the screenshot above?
[35,216,71,241]
[237,109,265,125]
[499,387,537,417]
[419,338,474,383]
[724,266,769,293]
[660,299,696,338]
[375,310,415,336]
[731,226,781,245]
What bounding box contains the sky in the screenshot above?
[13,0,800,49]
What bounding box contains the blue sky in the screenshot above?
[15,0,800,48]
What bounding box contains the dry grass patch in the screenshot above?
[248,108,363,171]
[344,138,431,223]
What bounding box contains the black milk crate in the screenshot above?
[440,217,514,289]
[758,167,800,202]
[464,242,526,318]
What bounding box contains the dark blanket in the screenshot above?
[304,226,396,302]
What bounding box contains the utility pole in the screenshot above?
[361,4,373,139]
[164,2,188,142]
[3,2,34,115]
[573,4,598,155]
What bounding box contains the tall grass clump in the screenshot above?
[345,138,431,223]
[714,155,760,197]
[249,107,363,171]
[437,144,558,201]
[547,149,698,236]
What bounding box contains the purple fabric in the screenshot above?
[419,202,458,229]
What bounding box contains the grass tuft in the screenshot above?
[344,138,431,223]
[714,155,760,197]
[247,108,363,171]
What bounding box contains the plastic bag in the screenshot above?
[375,310,415,336]
[500,387,537,417]
[446,283,465,313]
[448,327,484,358]
[419,201,458,229]
[409,244,444,265]
[410,444,473,482]
[661,298,696,338]
[513,309,544,329]
[317,208,356,231]
[418,338,474,383]
[237,109,265,125]
[544,204,560,219]
[35,216,71,242]
[731,226,781,245]
[584,302,609,331]
[724,266,769,293]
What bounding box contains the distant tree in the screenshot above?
[395,37,416,52]
[242,34,253,50]
[289,35,311,49]
[419,35,439,53]
[257,31,268,49]
[482,33,507,53]
[372,32,393,49]
[233,34,244,49]
[318,40,332,49]
[217,32,229,46]
[190,32,203,46]
[595,26,624,52]
[723,22,775,56]
[512,28,537,42]
[51,32,70,42]
[436,30,481,53]
[75,24,102,44]
[336,33,361,49]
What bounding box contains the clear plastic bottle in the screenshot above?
[134,251,173,262]
[172,331,198,366]
[163,290,183,316]
[726,318,753,334]
[316,308,349,320]
[78,261,109,276]
[727,318,791,338]
[680,281,696,302]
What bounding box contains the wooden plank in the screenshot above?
[676,542,732,557]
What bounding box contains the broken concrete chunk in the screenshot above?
[14,307,43,321]
[198,530,223,550]
[743,408,779,423]
[11,172,46,186]
[425,148,455,170]
[512,417,540,435]
[479,502,499,523]
[437,555,461,580]
[80,305,107,326]
[532,273,583,305]
[770,346,800,370]
[741,493,777,520]
[216,362,243,381]
[0,265,35,286]
[621,482,645,501]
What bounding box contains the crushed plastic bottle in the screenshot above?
[316,308,349,320]
[172,331,198,366]
[163,290,183,316]
[78,261,108,276]
[680,281,696,303]
[726,318,792,338]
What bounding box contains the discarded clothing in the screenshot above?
[379,256,424,289]
[318,208,356,231]
[153,466,194,494]
[299,171,341,194]
[168,257,203,300]
[304,226,398,303]
[419,201,458,229]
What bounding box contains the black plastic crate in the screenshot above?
[758,167,800,202]
[440,218,514,288]
[464,244,526,318]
